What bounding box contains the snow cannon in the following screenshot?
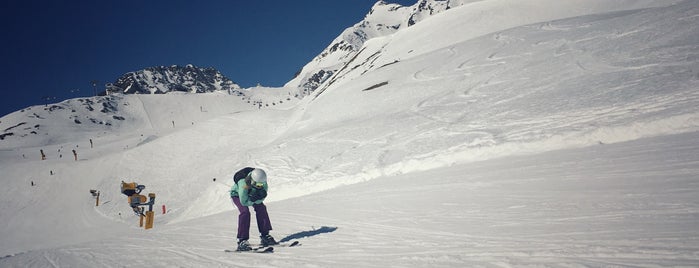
[121,181,145,196]
[129,194,147,207]
[120,181,156,229]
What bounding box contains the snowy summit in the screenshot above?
[112,64,242,95]
[1,0,699,267]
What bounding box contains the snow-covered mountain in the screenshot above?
[286,0,682,98]
[0,64,296,149]
[1,0,699,267]
[0,89,299,150]
[286,0,473,95]
[111,64,242,95]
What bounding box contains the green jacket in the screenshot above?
[230,178,268,206]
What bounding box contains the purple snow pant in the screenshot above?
[232,197,273,240]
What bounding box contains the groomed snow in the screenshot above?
[1,0,698,267]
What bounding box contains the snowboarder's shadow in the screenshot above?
[280,226,338,243]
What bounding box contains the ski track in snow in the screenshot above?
[3,131,699,267]
[403,4,699,160]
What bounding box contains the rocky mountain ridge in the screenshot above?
[286,0,470,95]
[110,64,242,95]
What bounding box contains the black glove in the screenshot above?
[248,188,267,202]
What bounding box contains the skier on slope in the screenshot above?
[230,167,278,251]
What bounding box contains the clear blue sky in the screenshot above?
[0,0,416,117]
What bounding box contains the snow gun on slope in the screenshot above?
[120,181,156,229]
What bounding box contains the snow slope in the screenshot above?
[1,0,698,267]
[3,130,699,267]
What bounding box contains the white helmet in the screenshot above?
[250,168,267,183]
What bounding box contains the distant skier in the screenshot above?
[40,149,46,160]
[90,139,93,148]
[230,167,277,251]
[72,149,77,161]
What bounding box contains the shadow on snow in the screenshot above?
[280,226,338,243]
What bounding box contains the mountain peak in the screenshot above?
[109,64,241,95]
[286,0,466,95]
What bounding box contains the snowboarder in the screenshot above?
[230,167,277,251]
